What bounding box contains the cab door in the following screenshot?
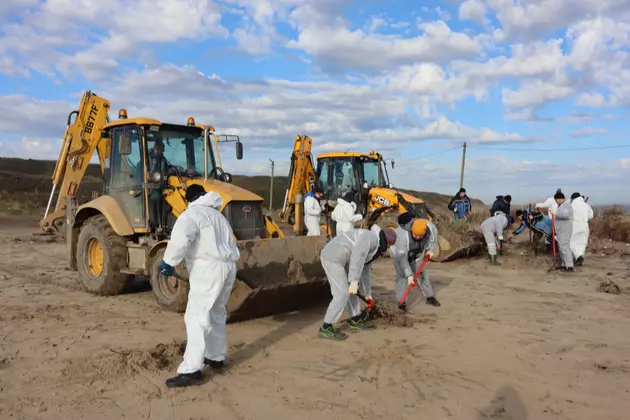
[106,125,148,230]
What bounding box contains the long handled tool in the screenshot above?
[547,213,558,272]
[551,213,557,265]
[357,291,374,321]
[399,254,431,306]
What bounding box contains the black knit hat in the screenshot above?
[571,192,581,200]
[185,184,206,202]
[459,187,466,193]
[554,191,565,199]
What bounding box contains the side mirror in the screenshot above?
[119,134,132,155]
[235,141,243,160]
[221,172,233,183]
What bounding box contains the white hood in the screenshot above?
[188,191,224,209]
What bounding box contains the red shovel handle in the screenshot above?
[551,214,556,265]
[399,254,431,305]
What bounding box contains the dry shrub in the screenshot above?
[589,206,630,243]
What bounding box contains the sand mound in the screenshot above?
[597,279,622,295]
[61,342,185,380]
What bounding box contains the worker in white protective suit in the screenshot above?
[535,188,563,215]
[318,226,397,340]
[480,210,523,266]
[569,192,593,266]
[331,197,363,236]
[158,184,240,388]
[390,213,441,312]
[549,191,574,272]
[304,187,324,236]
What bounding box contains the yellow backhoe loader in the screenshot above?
[40,91,329,322]
[280,138,434,232]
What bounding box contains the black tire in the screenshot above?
[149,248,189,313]
[76,215,134,295]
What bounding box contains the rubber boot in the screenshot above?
[490,255,501,266]
[575,256,583,267]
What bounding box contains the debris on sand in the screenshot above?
[63,342,186,379]
[597,279,622,295]
[365,301,416,328]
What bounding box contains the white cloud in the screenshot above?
[485,0,630,42]
[458,0,487,24]
[0,0,227,81]
[575,92,608,107]
[287,6,484,72]
[570,127,611,137]
[502,76,575,109]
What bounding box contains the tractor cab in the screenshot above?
[103,111,243,236]
[315,150,392,217]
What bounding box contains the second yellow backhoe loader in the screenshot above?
[40,91,329,322]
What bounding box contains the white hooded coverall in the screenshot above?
[570,197,593,260]
[554,201,574,268]
[320,228,380,324]
[331,198,363,235]
[163,192,241,375]
[480,211,508,256]
[304,194,322,236]
[536,196,559,215]
[390,219,438,303]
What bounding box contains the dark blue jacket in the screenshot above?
[490,196,510,217]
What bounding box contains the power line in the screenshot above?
[467,143,630,152]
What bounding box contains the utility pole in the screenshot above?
[459,142,467,189]
[269,159,275,211]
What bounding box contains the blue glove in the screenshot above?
[159,261,174,277]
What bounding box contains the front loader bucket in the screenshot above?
[227,236,330,323]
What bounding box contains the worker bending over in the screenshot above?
[480,210,522,265]
[550,191,574,272]
[331,195,363,235]
[512,209,553,252]
[490,195,511,217]
[304,187,324,236]
[570,192,593,266]
[159,185,241,388]
[318,226,397,340]
[390,213,441,311]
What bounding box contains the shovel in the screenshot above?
[357,291,375,320]
[399,254,431,306]
[547,213,558,272]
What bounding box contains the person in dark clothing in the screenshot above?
[448,187,472,220]
[490,195,511,217]
[148,141,167,231]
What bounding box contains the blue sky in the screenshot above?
[0,0,629,205]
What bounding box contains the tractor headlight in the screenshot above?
[152,172,161,182]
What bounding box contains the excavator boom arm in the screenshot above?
[280,135,317,225]
[40,91,111,232]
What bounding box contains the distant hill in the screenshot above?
[0,157,486,214]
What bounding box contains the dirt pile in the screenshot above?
[62,342,186,380]
[597,278,622,295]
[434,215,486,262]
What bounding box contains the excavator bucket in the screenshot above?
[226,236,331,322]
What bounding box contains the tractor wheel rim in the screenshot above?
[159,272,180,298]
[87,238,104,277]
